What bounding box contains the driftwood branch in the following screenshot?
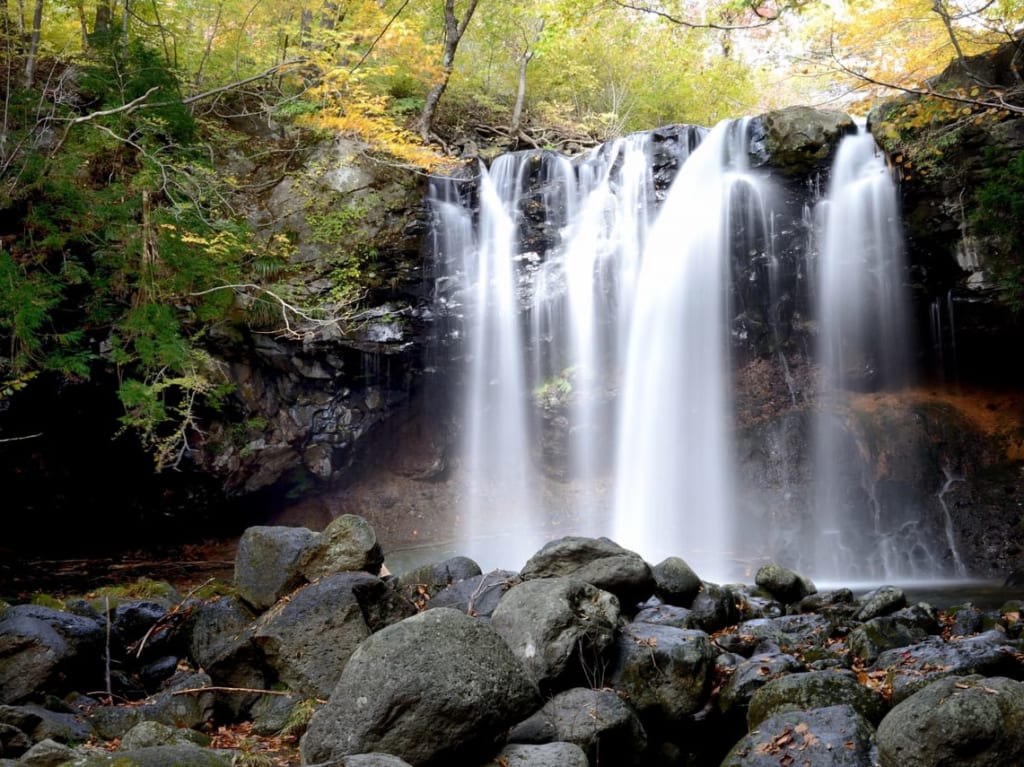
[172,686,324,702]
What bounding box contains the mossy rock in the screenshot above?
[747,669,887,729]
[761,106,856,175]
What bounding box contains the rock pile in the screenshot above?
[2,515,1024,766]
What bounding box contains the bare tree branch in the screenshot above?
[607,0,780,31]
[69,85,161,125]
[189,283,366,338]
[828,51,1024,115]
[182,59,306,105]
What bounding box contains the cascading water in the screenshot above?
[812,127,925,581]
[430,121,770,577]
[610,120,769,580]
[430,118,963,582]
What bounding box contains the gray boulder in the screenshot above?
[608,623,715,722]
[253,572,381,699]
[490,577,620,690]
[482,742,589,767]
[0,606,104,704]
[633,603,693,629]
[854,585,908,621]
[718,651,805,719]
[310,755,413,767]
[299,608,540,766]
[754,563,815,604]
[508,687,647,766]
[520,536,655,607]
[88,672,215,740]
[425,569,519,619]
[760,106,856,175]
[119,721,209,750]
[651,557,702,607]
[15,739,75,767]
[688,582,740,633]
[233,525,317,611]
[67,744,233,766]
[848,615,931,664]
[298,513,384,580]
[721,704,877,766]
[0,704,92,746]
[870,630,1024,702]
[186,595,266,719]
[876,675,1024,767]
[747,670,887,728]
[396,556,482,595]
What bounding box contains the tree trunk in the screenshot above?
[510,19,543,137]
[22,0,43,88]
[419,0,481,142]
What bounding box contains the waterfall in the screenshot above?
[429,119,956,582]
[812,127,919,581]
[610,120,768,580]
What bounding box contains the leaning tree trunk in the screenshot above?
[419,0,480,142]
[22,0,43,88]
[510,19,543,137]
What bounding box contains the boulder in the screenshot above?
[298,514,384,579]
[423,569,518,619]
[186,595,267,720]
[876,675,1024,767]
[520,537,655,607]
[848,616,931,664]
[760,106,856,175]
[253,573,379,699]
[854,585,908,621]
[15,738,75,767]
[870,630,1024,702]
[721,704,877,766]
[633,602,693,629]
[119,721,209,750]
[688,582,740,633]
[0,606,105,703]
[608,622,716,723]
[482,742,589,767]
[299,608,540,766]
[396,556,483,595]
[754,563,815,604]
[718,651,805,720]
[508,687,647,766]
[233,525,318,611]
[490,577,620,691]
[69,744,233,766]
[0,704,92,745]
[747,670,887,728]
[651,557,703,607]
[311,755,414,767]
[88,672,215,740]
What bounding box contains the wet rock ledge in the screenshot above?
[2,516,1023,767]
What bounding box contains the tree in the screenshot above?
[22,0,43,86]
[791,0,1022,112]
[419,0,481,141]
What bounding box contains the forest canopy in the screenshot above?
[0,0,1021,466]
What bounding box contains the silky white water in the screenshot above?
[429,120,951,583]
[812,127,935,580]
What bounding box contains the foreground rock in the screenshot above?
[4,522,1024,767]
[299,607,541,766]
[876,675,1024,766]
